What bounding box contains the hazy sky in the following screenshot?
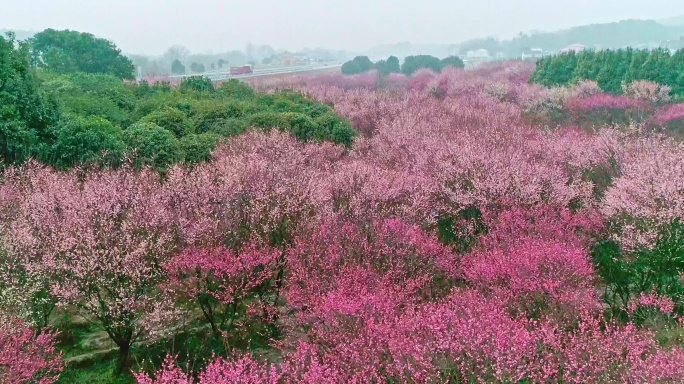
[2,0,684,54]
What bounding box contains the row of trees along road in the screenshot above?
[341,54,464,76]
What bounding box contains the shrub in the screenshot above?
[193,102,245,134]
[207,118,249,137]
[124,122,184,169]
[314,113,356,148]
[179,76,215,93]
[248,112,287,131]
[217,79,256,100]
[180,133,221,164]
[140,107,193,137]
[50,115,125,169]
[280,112,319,142]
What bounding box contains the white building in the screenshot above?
[522,48,544,61]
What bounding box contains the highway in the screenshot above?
[165,62,342,81]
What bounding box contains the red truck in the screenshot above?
[230,65,253,76]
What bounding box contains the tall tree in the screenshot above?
[341,56,374,75]
[401,55,443,75]
[171,59,186,75]
[441,55,465,69]
[29,29,135,79]
[6,165,179,376]
[376,55,402,76]
[0,32,59,164]
[386,55,401,73]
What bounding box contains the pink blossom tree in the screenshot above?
[5,164,178,375]
[0,163,59,329]
[280,218,459,381]
[602,139,684,249]
[164,244,278,341]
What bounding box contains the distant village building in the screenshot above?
[279,53,311,66]
[560,44,586,54]
[466,49,491,66]
[521,48,544,61]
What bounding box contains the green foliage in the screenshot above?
[375,56,401,76]
[179,76,215,93]
[0,32,60,164]
[207,118,249,137]
[123,122,184,169]
[193,101,245,133]
[592,221,684,321]
[50,116,125,169]
[180,133,221,164]
[590,240,632,317]
[581,158,619,200]
[140,107,193,137]
[341,56,375,75]
[57,358,134,384]
[1,32,357,170]
[43,72,136,126]
[171,59,185,75]
[633,222,684,300]
[29,29,134,79]
[131,92,195,122]
[314,112,356,148]
[248,111,286,131]
[531,48,684,97]
[281,112,319,141]
[217,79,256,100]
[151,81,173,93]
[441,55,465,69]
[401,55,444,75]
[436,206,488,254]
[386,56,401,73]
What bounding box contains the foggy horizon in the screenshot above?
[3,0,684,55]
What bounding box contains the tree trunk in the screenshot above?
[115,342,131,376]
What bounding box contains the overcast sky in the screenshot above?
[2,0,684,54]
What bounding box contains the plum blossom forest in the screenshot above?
[3,58,684,383]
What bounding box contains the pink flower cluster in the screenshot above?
[627,293,675,315]
[0,316,62,384]
[653,103,684,126]
[565,93,648,112]
[622,80,671,104]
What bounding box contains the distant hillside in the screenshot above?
[659,15,684,27]
[458,19,684,56]
[511,20,684,50]
[0,29,37,41]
